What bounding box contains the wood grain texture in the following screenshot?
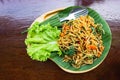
[0,0,120,80]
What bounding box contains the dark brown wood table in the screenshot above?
[0,0,120,80]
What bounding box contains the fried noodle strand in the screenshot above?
[58,15,104,68]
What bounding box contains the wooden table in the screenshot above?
[0,0,120,80]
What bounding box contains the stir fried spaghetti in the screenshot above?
[58,15,105,68]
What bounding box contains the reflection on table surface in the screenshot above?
[0,0,120,80]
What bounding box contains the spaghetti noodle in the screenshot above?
[58,15,104,68]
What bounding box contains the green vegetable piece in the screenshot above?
[25,22,62,61]
[96,24,105,35]
[64,45,76,56]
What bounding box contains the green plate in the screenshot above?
[27,6,112,73]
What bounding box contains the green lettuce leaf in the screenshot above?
[25,22,62,61]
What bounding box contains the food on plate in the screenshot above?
[58,15,105,68]
[24,6,112,73]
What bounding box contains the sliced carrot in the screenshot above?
[88,45,97,50]
[60,32,65,37]
[64,26,70,30]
